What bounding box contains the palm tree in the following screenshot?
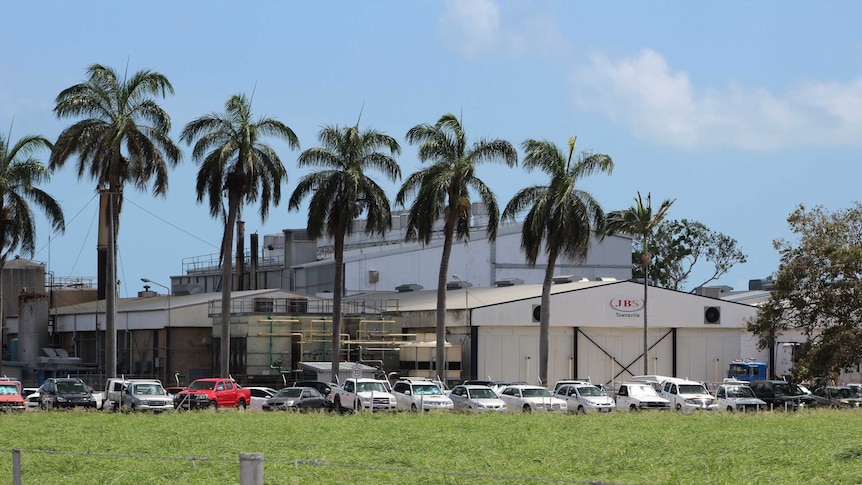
[181,93,298,378]
[606,192,675,375]
[396,113,517,380]
[501,137,613,385]
[50,64,180,378]
[289,124,401,380]
[0,132,65,375]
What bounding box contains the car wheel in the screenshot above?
[675,403,682,411]
[237,399,246,410]
[727,406,734,412]
[410,403,418,413]
[209,401,218,410]
[630,404,638,411]
[523,404,531,412]
[576,405,585,415]
[334,397,344,413]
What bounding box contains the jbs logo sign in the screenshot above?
[609,298,644,312]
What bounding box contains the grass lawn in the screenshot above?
[2,408,862,484]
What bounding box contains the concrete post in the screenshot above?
[239,453,264,485]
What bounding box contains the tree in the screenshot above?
[51,64,180,378]
[0,132,65,375]
[502,137,613,385]
[181,93,298,377]
[632,219,747,291]
[396,113,517,380]
[606,192,674,375]
[748,203,862,380]
[289,124,401,379]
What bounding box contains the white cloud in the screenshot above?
[572,49,862,151]
[440,0,567,59]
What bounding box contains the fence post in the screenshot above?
[12,449,22,485]
[239,453,264,485]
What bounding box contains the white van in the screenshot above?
[659,378,718,412]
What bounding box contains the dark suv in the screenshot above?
[748,380,819,411]
[38,377,97,410]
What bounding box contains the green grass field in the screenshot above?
[2,408,861,484]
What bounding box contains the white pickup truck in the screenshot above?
[329,378,396,412]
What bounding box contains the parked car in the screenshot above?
[748,380,820,410]
[391,378,454,412]
[24,389,40,410]
[262,387,327,411]
[812,386,862,408]
[551,380,593,394]
[292,381,337,403]
[554,383,615,414]
[659,378,717,412]
[38,377,98,410]
[614,382,670,411]
[0,379,25,412]
[120,380,174,412]
[245,387,278,411]
[448,385,508,412]
[497,385,567,413]
[714,384,766,412]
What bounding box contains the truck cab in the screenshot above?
[727,360,768,381]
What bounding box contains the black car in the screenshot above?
[262,387,327,411]
[748,380,820,410]
[38,377,97,410]
[291,381,335,399]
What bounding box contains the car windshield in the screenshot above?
[356,382,388,393]
[188,381,216,391]
[522,388,552,397]
[276,388,303,398]
[0,384,19,395]
[678,384,708,395]
[412,384,442,395]
[469,388,498,399]
[132,384,165,395]
[726,386,755,398]
[57,381,88,394]
[628,385,658,397]
[578,386,604,397]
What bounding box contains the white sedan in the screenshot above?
[447,385,507,412]
[554,383,615,414]
[497,385,567,412]
[245,387,278,411]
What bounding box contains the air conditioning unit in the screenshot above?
[704,306,721,324]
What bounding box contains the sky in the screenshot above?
[2,1,861,297]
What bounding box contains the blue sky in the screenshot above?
[2,1,860,296]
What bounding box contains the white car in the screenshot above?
[448,385,507,412]
[715,384,766,412]
[554,383,615,414]
[614,382,670,411]
[391,379,453,412]
[659,378,718,412]
[497,385,567,413]
[245,387,278,411]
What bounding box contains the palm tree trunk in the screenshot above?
[220,197,239,377]
[106,188,120,378]
[330,231,345,380]
[539,247,557,386]
[435,214,456,381]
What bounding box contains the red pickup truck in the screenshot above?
[174,378,251,410]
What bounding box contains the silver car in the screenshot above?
[121,381,174,412]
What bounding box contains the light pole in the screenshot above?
[142,278,171,383]
[451,274,469,326]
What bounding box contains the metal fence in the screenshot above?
[2,448,622,485]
